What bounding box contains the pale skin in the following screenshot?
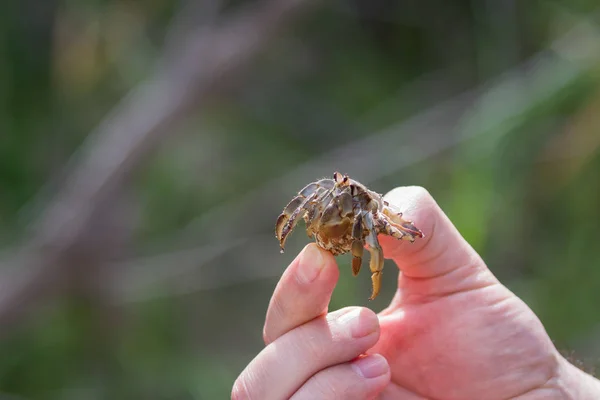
[232,186,600,399]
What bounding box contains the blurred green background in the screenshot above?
[1,0,600,398]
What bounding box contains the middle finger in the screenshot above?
[235,306,380,400]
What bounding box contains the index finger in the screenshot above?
[262,243,339,344]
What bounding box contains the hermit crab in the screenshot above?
[275,172,423,300]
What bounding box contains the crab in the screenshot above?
[275,172,423,300]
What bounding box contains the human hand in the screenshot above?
[232,241,390,399]
[232,187,600,399]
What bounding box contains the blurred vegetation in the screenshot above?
[1,0,600,398]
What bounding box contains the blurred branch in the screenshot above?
[0,0,321,332]
[241,66,466,148]
[113,15,600,301]
[112,236,265,303]
[164,0,224,53]
[176,17,600,246]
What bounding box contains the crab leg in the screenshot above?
[306,180,349,232]
[304,191,331,237]
[278,192,318,251]
[382,207,424,242]
[276,196,305,241]
[351,216,363,276]
[300,179,334,196]
[310,183,338,220]
[363,211,384,300]
[378,216,408,241]
[276,179,335,242]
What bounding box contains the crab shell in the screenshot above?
[275,172,423,300]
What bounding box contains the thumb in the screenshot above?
[378,186,499,303]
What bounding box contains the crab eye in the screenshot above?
[342,176,349,184]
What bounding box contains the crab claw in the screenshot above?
[276,216,297,252]
[276,193,319,252]
[275,214,287,241]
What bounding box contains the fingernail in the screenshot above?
[296,244,325,284]
[337,308,378,338]
[352,355,389,379]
